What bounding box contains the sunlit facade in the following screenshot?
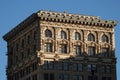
[3,10,117,80]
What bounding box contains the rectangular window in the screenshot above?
[73,75,83,80]
[32,74,37,80]
[44,43,52,52]
[74,45,81,55]
[102,48,109,57]
[43,61,48,70]
[102,77,111,80]
[49,61,54,70]
[59,44,67,53]
[73,63,83,72]
[58,61,63,70]
[102,65,111,74]
[88,46,95,56]
[88,76,98,80]
[44,73,49,80]
[58,74,69,80]
[63,62,69,70]
[87,64,97,72]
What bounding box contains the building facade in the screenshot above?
[3,10,117,80]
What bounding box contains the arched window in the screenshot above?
[75,32,81,40]
[61,31,67,39]
[45,29,52,37]
[88,33,95,41]
[102,35,108,43]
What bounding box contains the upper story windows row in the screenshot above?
[44,29,109,43]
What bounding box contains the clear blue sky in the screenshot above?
[0,0,120,80]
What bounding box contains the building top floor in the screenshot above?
[3,10,117,41]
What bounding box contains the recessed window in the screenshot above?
[73,63,83,72]
[59,44,67,53]
[61,31,67,39]
[88,46,95,56]
[43,61,54,70]
[74,45,81,55]
[21,39,24,48]
[102,77,111,80]
[101,65,111,74]
[33,31,37,40]
[73,75,83,80]
[102,35,108,43]
[27,35,30,44]
[45,29,52,37]
[44,43,53,52]
[58,74,69,80]
[75,32,81,40]
[102,48,109,57]
[87,64,97,72]
[58,61,69,71]
[88,33,95,41]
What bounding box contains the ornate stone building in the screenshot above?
[3,10,117,80]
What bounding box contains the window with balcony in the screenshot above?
[88,33,95,41]
[61,31,67,39]
[75,32,81,40]
[44,43,52,52]
[45,29,52,37]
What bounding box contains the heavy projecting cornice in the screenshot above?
[3,10,117,41]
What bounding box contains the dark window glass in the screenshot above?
[74,45,81,55]
[50,73,54,80]
[88,76,98,80]
[63,62,69,70]
[88,33,95,41]
[75,32,81,40]
[87,64,97,72]
[44,43,52,52]
[33,31,37,40]
[59,44,67,53]
[73,63,83,72]
[43,61,48,70]
[44,73,49,80]
[73,75,83,80]
[102,65,111,74]
[102,48,109,57]
[58,74,69,80]
[58,61,63,70]
[88,46,95,56]
[102,35,108,43]
[21,39,24,48]
[45,29,52,37]
[61,31,67,39]
[16,43,19,51]
[27,35,30,44]
[102,77,111,80]
[49,61,54,70]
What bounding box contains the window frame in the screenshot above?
[45,29,52,37]
[88,33,95,41]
